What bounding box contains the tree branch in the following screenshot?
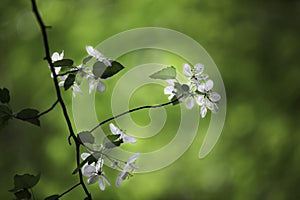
[89,96,182,133]
[30,0,91,198]
[36,99,59,118]
[59,182,81,198]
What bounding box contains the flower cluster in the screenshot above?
[164,63,221,118]
[49,46,115,97]
[81,123,139,191]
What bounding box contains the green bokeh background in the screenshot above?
[1,0,299,199]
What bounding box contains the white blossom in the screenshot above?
[197,80,221,118]
[183,63,208,82]
[86,74,106,94]
[116,153,139,187]
[163,63,221,118]
[86,46,111,66]
[49,51,64,78]
[164,79,177,100]
[109,123,136,143]
[81,153,110,191]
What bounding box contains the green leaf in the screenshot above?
[92,61,106,78]
[0,88,10,103]
[14,189,31,199]
[105,139,123,149]
[63,74,76,91]
[100,61,125,79]
[53,59,74,67]
[0,105,12,117]
[106,134,120,142]
[44,194,60,200]
[78,131,95,144]
[149,66,177,80]
[0,105,12,128]
[83,56,92,64]
[72,154,98,175]
[9,173,40,192]
[16,108,40,127]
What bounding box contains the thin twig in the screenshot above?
[90,95,182,133]
[36,99,59,118]
[30,0,91,198]
[13,99,58,120]
[59,182,81,198]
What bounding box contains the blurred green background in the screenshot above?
[1,0,299,199]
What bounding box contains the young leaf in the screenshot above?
[72,154,98,175]
[106,134,120,142]
[149,66,177,80]
[83,56,93,64]
[63,74,76,91]
[0,88,10,103]
[92,61,106,78]
[14,189,31,199]
[44,194,60,200]
[78,131,95,144]
[0,105,13,128]
[9,173,40,192]
[16,108,40,127]
[105,139,123,149]
[100,61,124,79]
[53,59,74,67]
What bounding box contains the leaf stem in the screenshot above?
[30,0,91,199]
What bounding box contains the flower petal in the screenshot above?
[86,46,102,58]
[96,81,106,93]
[102,58,112,67]
[109,123,119,135]
[196,74,209,80]
[183,63,192,78]
[87,174,98,185]
[200,106,207,118]
[185,97,194,110]
[123,135,136,143]
[116,171,127,187]
[82,165,96,177]
[88,80,96,94]
[102,173,111,186]
[195,95,205,106]
[208,91,221,102]
[164,86,174,95]
[205,80,214,91]
[98,177,105,191]
[165,79,175,86]
[128,153,140,163]
[81,153,90,160]
[194,63,204,75]
[198,82,206,93]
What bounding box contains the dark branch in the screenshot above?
[89,96,183,133]
[31,0,91,198]
[13,99,59,121]
[37,99,59,118]
[59,182,81,198]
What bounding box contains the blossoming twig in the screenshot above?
[30,0,91,199]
